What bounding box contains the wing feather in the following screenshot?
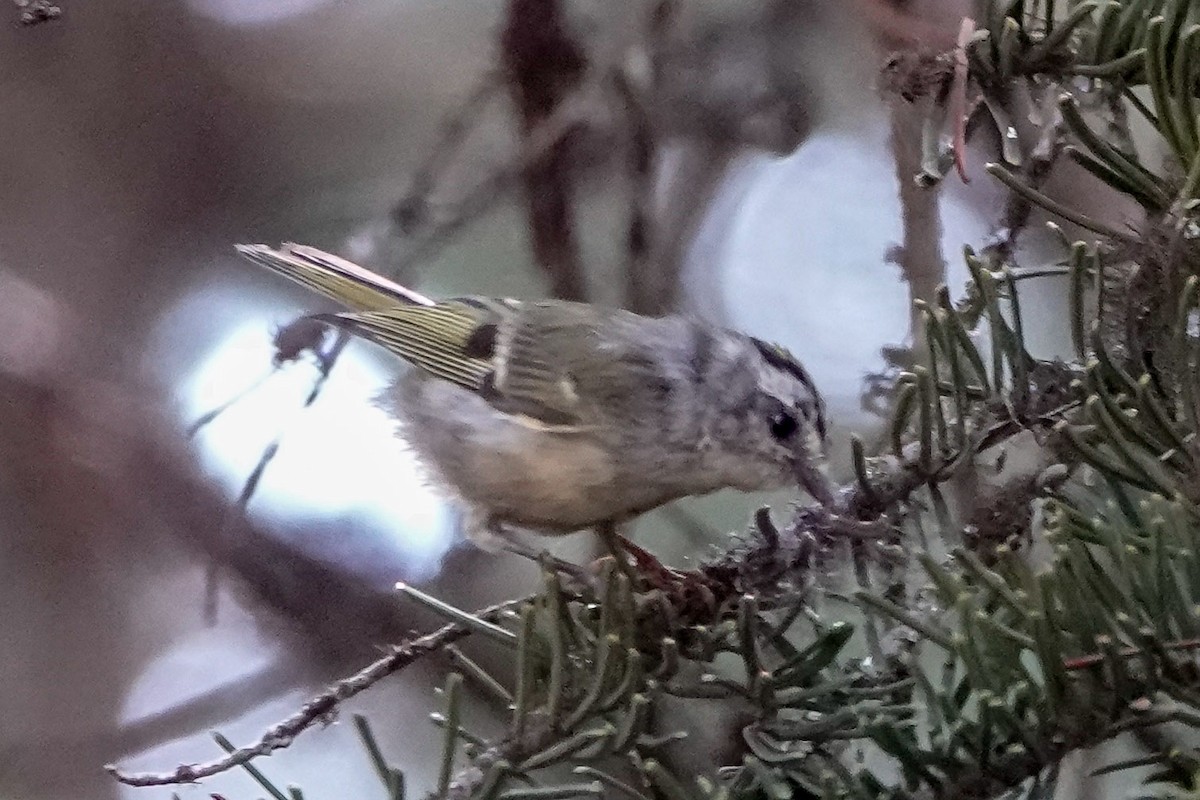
[487,303,602,423]
[239,243,594,422]
[322,303,496,391]
[237,243,434,310]
[247,248,625,428]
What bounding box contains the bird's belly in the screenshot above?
[388,376,620,531]
[468,434,619,530]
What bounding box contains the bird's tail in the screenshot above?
[236,243,435,310]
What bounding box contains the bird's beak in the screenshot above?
[794,431,836,507]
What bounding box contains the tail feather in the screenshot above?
[236,243,434,311]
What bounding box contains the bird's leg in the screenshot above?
[467,512,587,579]
[613,530,725,616]
[592,524,729,618]
[463,509,516,554]
[596,520,639,582]
[600,522,695,592]
[616,534,684,581]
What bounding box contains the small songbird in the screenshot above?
[237,243,831,554]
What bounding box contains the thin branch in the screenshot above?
[1063,637,1200,671]
[106,596,528,787]
[383,84,608,289]
[390,72,505,234]
[203,331,350,624]
[980,81,1069,264]
[889,96,947,334]
[950,17,976,183]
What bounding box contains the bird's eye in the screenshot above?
[769,409,798,440]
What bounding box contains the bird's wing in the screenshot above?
[236,243,434,310]
[325,300,595,427]
[240,243,587,423]
[490,302,598,425]
[321,301,498,392]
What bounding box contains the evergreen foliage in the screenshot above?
[147,2,1200,798]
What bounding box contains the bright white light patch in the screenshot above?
[186,0,335,27]
[178,320,455,581]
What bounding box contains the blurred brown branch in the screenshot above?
[0,270,465,793]
[501,0,589,301]
[857,0,967,50]
[373,1,857,312]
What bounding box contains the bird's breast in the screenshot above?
[386,374,623,531]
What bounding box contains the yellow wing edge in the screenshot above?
[236,243,435,311]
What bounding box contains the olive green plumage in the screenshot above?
[238,243,830,545]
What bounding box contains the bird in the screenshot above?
[236,243,831,562]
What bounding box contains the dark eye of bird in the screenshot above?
[769,409,798,440]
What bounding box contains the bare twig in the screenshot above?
[949,17,976,183]
[106,596,528,787]
[619,62,660,314]
[203,331,350,624]
[393,91,607,282]
[1063,637,1200,671]
[390,73,505,235]
[858,0,965,50]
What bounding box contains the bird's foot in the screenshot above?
[467,514,589,580]
[610,534,731,620]
[615,535,684,584]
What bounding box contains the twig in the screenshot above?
[186,367,277,439]
[1063,637,1200,671]
[980,81,1068,264]
[859,0,963,50]
[950,17,976,183]
[619,64,659,314]
[376,2,835,297]
[889,97,947,333]
[106,597,528,787]
[391,73,505,234]
[203,331,350,624]
[385,84,608,291]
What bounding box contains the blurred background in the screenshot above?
[0,1,1132,798]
